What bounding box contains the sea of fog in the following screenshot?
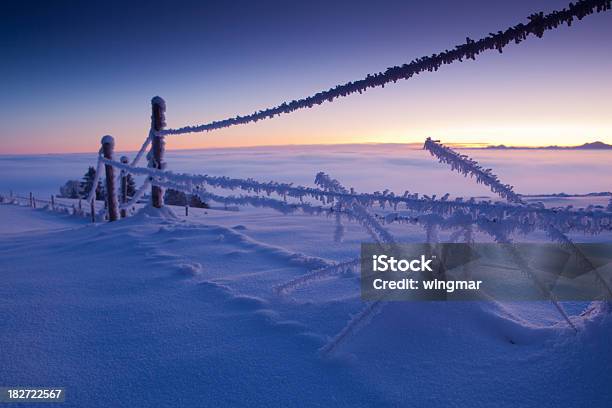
[1,144,611,199]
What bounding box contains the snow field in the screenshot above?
[1,201,611,407]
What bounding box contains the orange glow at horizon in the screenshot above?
[3,0,612,156]
[3,120,611,155]
[3,51,612,155]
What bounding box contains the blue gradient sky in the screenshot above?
[1,0,611,154]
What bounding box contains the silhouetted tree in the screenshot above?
[59,180,80,198]
[164,189,208,208]
[80,166,104,200]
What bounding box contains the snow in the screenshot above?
[1,144,612,406]
[1,198,611,407]
[0,204,86,234]
[100,135,115,147]
[151,96,166,112]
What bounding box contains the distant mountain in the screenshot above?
[483,141,612,150]
[570,141,612,150]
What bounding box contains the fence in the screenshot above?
[3,0,611,352]
[82,0,611,224]
[5,192,100,220]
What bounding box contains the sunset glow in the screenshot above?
[2,0,611,154]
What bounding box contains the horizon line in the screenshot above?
[0,140,609,157]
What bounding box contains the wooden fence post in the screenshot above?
[101,135,119,222]
[120,155,129,218]
[91,200,95,223]
[29,192,33,207]
[150,96,166,208]
[51,195,55,211]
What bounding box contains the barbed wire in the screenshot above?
[424,138,524,204]
[99,156,612,234]
[160,0,611,136]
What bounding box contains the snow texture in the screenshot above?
[2,202,611,407]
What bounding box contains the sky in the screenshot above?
[1,0,611,154]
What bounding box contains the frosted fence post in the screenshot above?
[101,135,119,222]
[90,200,95,223]
[120,155,129,218]
[29,192,33,207]
[51,195,55,210]
[150,96,166,208]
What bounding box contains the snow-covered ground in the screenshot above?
[1,144,612,407]
[1,198,611,407]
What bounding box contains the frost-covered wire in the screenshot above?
[161,0,611,136]
[424,138,524,204]
[546,226,612,300]
[130,130,153,167]
[101,157,612,234]
[273,259,360,295]
[319,299,386,355]
[475,219,578,332]
[315,172,395,244]
[315,172,346,242]
[425,139,612,306]
[275,173,395,296]
[119,179,151,211]
[86,156,104,203]
[150,178,338,216]
[275,211,475,297]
